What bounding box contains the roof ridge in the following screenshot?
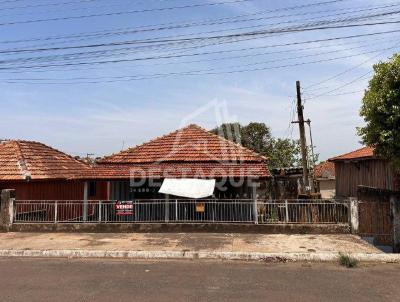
[16,140,90,168]
[30,141,90,168]
[205,125,268,161]
[99,123,267,164]
[1,139,44,144]
[0,139,92,181]
[99,124,202,162]
[329,146,374,161]
[13,141,31,180]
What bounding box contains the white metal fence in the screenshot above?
[13,199,349,224]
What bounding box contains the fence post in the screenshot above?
[333,199,338,223]
[253,197,258,224]
[349,198,359,234]
[54,201,58,223]
[390,194,400,253]
[285,199,289,223]
[135,200,138,222]
[0,189,15,230]
[98,200,102,223]
[165,195,169,223]
[175,199,178,221]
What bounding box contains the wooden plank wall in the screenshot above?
[357,186,393,246]
[335,159,396,198]
[358,201,392,245]
[0,180,108,200]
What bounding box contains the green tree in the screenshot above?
[358,54,400,165]
[210,122,242,144]
[268,138,300,168]
[211,122,301,169]
[240,122,273,155]
[305,145,320,168]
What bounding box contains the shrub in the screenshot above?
[339,254,358,268]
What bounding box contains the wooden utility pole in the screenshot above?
[294,81,310,193]
[306,119,316,192]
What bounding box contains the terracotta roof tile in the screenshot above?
[99,124,267,164]
[314,161,335,179]
[0,140,90,181]
[83,162,270,179]
[86,124,270,179]
[329,146,375,162]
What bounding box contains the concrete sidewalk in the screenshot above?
[0,233,381,253]
[1,232,397,262]
[0,232,379,253]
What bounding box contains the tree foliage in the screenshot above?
[268,138,300,169]
[358,54,400,165]
[239,122,273,155]
[211,122,242,145]
[211,122,304,169]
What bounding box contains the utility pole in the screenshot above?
[306,119,316,169]
[293,81,310,193]
[306,119,316,192]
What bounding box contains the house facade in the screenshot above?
[314,161,335,199]
[86,124,271,200]
[329,146,398,198]
[0,140,107,200]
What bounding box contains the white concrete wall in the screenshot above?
[319,179,336,199]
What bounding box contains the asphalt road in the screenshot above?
[0,258,399,302]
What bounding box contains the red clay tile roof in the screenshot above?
[99,124,267,164]
[88,124,270,179]
[0,140,90,181]
[329,146,375,162]
[314,161,335,179]
[86,162,270,179]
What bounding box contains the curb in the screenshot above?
[0,250,399,263]
[8,223,350,234]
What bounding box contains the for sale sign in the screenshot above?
[195,203,205,213]
[115,201,134,216]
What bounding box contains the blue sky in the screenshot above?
[0,0,398,160]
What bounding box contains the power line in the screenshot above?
[0,0,98,11]
[3,10,399,66]
[0,0,365,45]
[3,45,396,84]
[303,43,400,92]
[0,0,176,5]
[3,15,400,56]
[303,39,400,98]
[0,0,29,4]
[284,98,297,139]
[321,89,365,97]
[305,71,373,100]
[2,28,399,71]
[4,0,400,56]
[2,34,396,71]
[5,32,398,75]
[0,0,393,70]
[0,0,254,26]
[0,0,397,88]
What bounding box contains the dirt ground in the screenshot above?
[0,232,380,254]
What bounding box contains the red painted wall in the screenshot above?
[0,180,108,200]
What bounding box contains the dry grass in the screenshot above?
[339,254,358,268]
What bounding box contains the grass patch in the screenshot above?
[339,254,358,268]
